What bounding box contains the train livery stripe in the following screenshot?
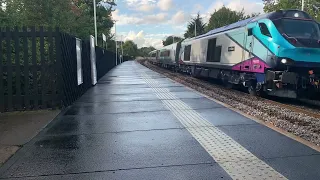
[138,64,287,180]
[226,34,270,61]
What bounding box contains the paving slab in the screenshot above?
[85,86,190,95]
[0,146,19,166]
[0,110,60,170]
[64,100,168,115]
[41,111,184,135]
[218,124,320,159]
[265,155,320,180]
[78,93,160,102]
[178,97,224,109]
[0,110,60,145]
[1,129,215,178]
[77,91,203,103]
[196,108,257,126]
[4,164,231,180]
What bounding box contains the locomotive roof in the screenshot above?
[195,9,312,40]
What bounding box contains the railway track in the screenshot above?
[264,98,320,119]
[139,59,320,147]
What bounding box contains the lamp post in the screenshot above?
[121,35,124,63]
[114,20,118,65]
[94,0,117,46]
[93,0,98,45]
[302,0,305,10]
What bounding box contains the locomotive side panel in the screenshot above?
[217,34,244,65]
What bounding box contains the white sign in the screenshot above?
[90,35,97,85]
[102,33,106,42]
[76,38,83,85]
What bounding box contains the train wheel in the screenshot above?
[248,82,264,97]
[248,85,258,96]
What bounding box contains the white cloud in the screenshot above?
[172,24,186,32]
[125,0,156,12]
[112,10,168,25]
[157,0,173,11]
[197,0,264,24]
[120,31,164,48]
[145,33,171,38]
[143,13,168,24]
[193,4,204,13]
[121,31,184,49]
[139,4,156,12]
[112,9,142,25]
[207,0,264,15]
[171,11,188,24]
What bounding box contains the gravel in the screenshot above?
[140,60,320,146]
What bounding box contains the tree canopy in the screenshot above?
[139,46,156,57]
[263,0,320,21]
[122,40,138,58]
[205,6,259,32]
[1,0,115,40]
[184,13,206,38]
[162,36,183,46]
[263,0,300,12]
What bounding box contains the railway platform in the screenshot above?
[1,61,320,180]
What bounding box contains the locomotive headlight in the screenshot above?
[281,58,287,64]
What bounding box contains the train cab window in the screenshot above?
[259,23,272,37]
[248,28,253,36]
[184,45,191,61]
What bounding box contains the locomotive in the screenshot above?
[148,10,320,99]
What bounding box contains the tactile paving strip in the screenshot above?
[138,68,287,180]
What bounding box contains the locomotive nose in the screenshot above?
[279,48,320,65]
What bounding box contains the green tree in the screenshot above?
[263,0,320,21]
[0,2,8,26]
[263,0,300,12]
[138,46,156,57]
[3,0,76,30]
[162,36,183,46]
[1,0,115,40]
[184,13,206,38]
[206,6,256,32]
[122,40,138,58]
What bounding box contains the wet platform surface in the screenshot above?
[1,61,320,179]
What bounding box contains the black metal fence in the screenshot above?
[122,55,132,63]
[0,27,119,112]
[96,47,116,80]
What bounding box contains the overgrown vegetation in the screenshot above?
[0,0,115,47]
[263,0,320,21]
[162,36,184,46]
[184,13,206,39]
[2,1,319,58]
